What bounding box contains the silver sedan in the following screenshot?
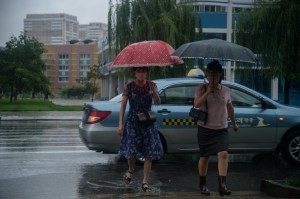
[79,78,300,165]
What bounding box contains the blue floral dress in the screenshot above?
[119,81,164,160]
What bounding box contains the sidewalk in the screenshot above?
[0,111,82,121]
[52,98,91,106]
[114,191,293,199]
[0,99,86,121]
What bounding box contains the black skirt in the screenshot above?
[197,126,229,157]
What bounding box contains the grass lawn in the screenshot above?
[285,177,300,188]
[0,99,83,111]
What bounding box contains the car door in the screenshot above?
[153,83,199,153]
[227,86,278,152]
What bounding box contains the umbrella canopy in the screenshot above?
[110,40,183,68]
[172,39,256,63]
[187,68,205,78]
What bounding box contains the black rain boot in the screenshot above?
[218,176,231,196]
[199,176,210,195]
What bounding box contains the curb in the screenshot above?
[260,179,300,198]
[90,191,281,198]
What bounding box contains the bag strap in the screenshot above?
[193,84,208,111]
[204,85,208,112]
[144,110,151,120]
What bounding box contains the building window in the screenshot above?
[233,7,242,13]
[58,54,69,65]
[196,5,226,13]
[47,54,53,60]
[205,5,210,12]
[80,65,90,70]
[58,65,69,70]
[203,33,226,40]
[80,54,91,78]
[58,54,69,82]
[80,54,90,65]
[58,77,69,82]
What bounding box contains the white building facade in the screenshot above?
[24,14,108,45]
[24,13,79,45]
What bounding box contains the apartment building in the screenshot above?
[79,23,108,41]
[24,13,79,45]
[24,13,107,97]
[24,13,108,45]
[42,41,98,95]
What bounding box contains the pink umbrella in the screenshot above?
[110,40,183,68]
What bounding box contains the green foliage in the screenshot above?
[109,0,199,79]
[237,0,300,104]
[108,0,113,61]
[284,177,300,188]
[0,99,82,111]
[60,86,90,99]
[0,32,50,102]
[77,65,105,100]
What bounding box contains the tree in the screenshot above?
[237,0,300,104]
[109,0,199,79]
[89,65,106,101]
[78,65,106,101]
[0,33,49,102]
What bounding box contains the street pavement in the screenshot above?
[0,98,297,198]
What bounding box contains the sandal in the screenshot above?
[142,183,152,192]
[123,170,134,184]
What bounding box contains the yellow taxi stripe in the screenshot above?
[163,119,197,126]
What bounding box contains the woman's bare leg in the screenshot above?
[143,157,152,184]
[198,156,210,176]
[217,151,228,176]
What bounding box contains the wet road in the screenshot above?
[0,120,299,199]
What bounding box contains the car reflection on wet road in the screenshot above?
[0,120,299,199]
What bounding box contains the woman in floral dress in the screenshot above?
[117,67,164,192]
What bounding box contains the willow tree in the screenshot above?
[108,0,200,79]
[237,0,300,105]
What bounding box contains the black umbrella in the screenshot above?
[172,39,256,63]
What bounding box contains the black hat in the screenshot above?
[207,60,222,73]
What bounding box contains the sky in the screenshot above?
[0,0,110,46]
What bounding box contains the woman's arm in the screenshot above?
[117,95,128,136]
[227,102,239,131]
[149,81,161,105]
[194,84,211,108]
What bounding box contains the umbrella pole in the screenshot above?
[148,68,151,80]
[212,76,214,93]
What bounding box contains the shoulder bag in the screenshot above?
[137,81,157,126]
[189,85,208,125]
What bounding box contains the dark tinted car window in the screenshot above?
[160,84,262,108]
[160,85,196,105]
[230,88,262,108]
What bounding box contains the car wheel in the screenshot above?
[281,130,300,165]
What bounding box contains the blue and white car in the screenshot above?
[79,78,300,165]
